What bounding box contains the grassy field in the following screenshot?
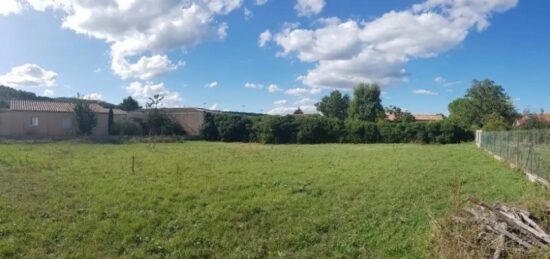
[0,142,546,258]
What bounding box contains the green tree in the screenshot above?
[118,96,141,111]
[108,108,115,135]
[385,105,415,123]
[293,107,304,115]
[449,79,518,129]
[348,83,385,122]
[315,90,350,120]
[74,97,97,135]
[482,113,510,131]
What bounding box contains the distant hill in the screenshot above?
[0,85,116,109]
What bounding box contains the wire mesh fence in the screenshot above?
[478,130,550,182]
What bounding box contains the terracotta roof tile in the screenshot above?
[9,100,126,114]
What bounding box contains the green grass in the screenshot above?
[0,142,545,258]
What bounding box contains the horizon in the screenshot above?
[1,0,549,115]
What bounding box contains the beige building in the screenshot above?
[0,100,209,138]
[0,100,126,137]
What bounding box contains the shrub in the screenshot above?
[143,109,185,136]
[295,116,343,144]
[255,116,297,144]
[344,120,379,143]
[200,113,220,141]
[113,119,142,136]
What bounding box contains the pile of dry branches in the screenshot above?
[434,197,550,258]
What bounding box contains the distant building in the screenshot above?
[514,114,550,126]
[0,100,126,137]
[0,100,210,138]
[386,113,445,122]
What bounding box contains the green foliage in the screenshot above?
[293,107,304,115]
[315,90,350,120]
[108,108,115,135]
[344,120,380,143]
[112,119,143,136]
[0,85,52,108]
[348,83,385,122]
[118,96,141,111]
[482,113,510,131]
[295,116,343,144]
[0,142,544,258]
[255,115,297,144]
[143,109,185,136]
[73,100,97,135]
[199,113,254,142]
[385,106,416,123]
[449,79,518,129]
[517,110,550,130]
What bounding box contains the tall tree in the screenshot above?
[108,108,115,135]
[348,83,385,122]
[293,107,304,115]
[118,96,141,111]
[315,90,350,120]
[74,96,97,135]
[449,79,518,129]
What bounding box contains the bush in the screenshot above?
[142,109,185,136]
[113,119,143,136]
[199,113,255,142]
[255,116,297,144]
[295,116,343,144]
[344,120,379,143]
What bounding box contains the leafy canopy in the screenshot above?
[348,83,385,122]
[315,90,350,120]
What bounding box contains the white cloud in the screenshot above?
[274,99,288,105]
[124,81,183,107]
[272,0,517,89]
[17,0,243,80]
[93,67,102,73]
[294,97,316,106]
[209,103,219,110]
[205,81,219,88]
[255,0,268,6]
[267,84,282,93]
[0,0,22,16]
[258,30,272,47]
[82,93,104,101]
[267,105,317,115]
[295,0,325,17]
[434,76,461,87]
[244,82,263,89]
[412,89,438,96]
[284,87,321,97]
[43,89,54,97]
[244,7,253,20]
[0,64,58,88]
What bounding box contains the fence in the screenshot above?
[476,130,550,186]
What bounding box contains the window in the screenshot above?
[62,118,72,129]
[31,117,39,127]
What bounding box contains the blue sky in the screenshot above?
[0,0,548,115]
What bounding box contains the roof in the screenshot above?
[413,114,445,121]
[9,100,127,115]
[516,114,550,125]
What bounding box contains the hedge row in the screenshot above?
[200,113,474,144]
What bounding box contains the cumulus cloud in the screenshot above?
[0,0,22,16]
[434,76,461,87]
[272,0,517,90]
[209,103,219,110]
[43,89,54,97]
[255,0,268,5]
[244,7,253,20]
[267,104,317,115]
[258,30,272,47]
[82,93,104,101]
[15,0,243,80]
[124,81,183,107]
[295,0,325,17]
[274,99,288,105]
[294,97,316,106]
[205,81,219,88]
[412,89,438,96]
[284,87,321,97]
[0,64,58,88]
[244,82,263,89]
[267,84,282,93]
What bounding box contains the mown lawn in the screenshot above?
[0,142,545,258]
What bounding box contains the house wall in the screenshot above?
[0,111,109,137]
